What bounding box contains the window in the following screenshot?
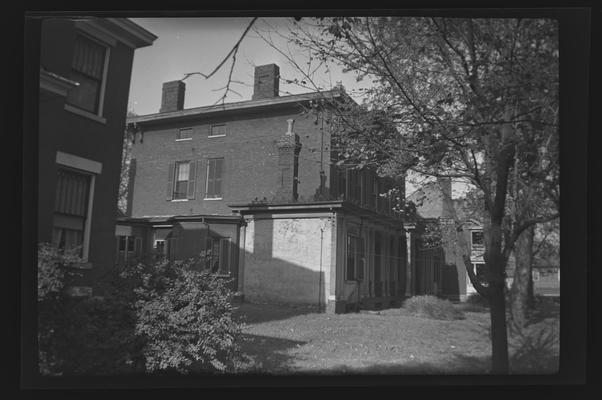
[346,235,361,281]
[118,236,137,253]
[204,237,231,275]
[173,161,190,200]
[337,167,347,199]
[66,34,108,114]
[167,161,197,201]
[349,169,362,203]
[177,128,193,141]
[154,240,166,255]
[473,263,488,285]
[209,124,226,137]
[205,158,224,199]
[53,168,91,257]
[471,231,484,247]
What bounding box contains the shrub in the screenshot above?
[56,296,145,375]
[123,258,243,374]
[37,243,243,376]
[403,295,465,321]
[37,243,84,376]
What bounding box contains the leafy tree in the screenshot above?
[278,16,559,373]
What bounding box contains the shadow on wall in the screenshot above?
[243,215,329,309]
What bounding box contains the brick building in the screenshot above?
[119,64,417,313]
[406,178,517,300]
[38,18,156,296]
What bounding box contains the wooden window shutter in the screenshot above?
[166,162,175,200]
[187,161,197,199]
[135,237,142,256]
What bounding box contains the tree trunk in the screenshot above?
[510,224,535,328]
[486,226,510,374]
[485,128,515,374]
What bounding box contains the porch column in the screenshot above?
[404,223,416,297]
[237,219,248,294]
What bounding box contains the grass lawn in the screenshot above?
[231,299,559,375]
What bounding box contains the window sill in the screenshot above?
[203,197,223,201]
[208,134,226,138]
[171,198,189,202]
[64,104,107,124]
[175,138,192,142]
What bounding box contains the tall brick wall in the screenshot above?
[38,19,138,289]
[129,105,333,217]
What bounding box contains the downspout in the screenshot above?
[318,225,324,311]
[357,217,364,311]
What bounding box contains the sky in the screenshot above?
[127,17,373,116]
[126,17,469,198]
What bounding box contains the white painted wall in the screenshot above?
[242,217,333,305]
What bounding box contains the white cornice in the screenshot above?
[39,69,78,97]
[74,18,157,49]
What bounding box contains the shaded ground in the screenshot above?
[232,300,559,375]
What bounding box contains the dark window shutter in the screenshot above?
[187,161,197,199]
[215,158,224,197]
[166,162,175,200]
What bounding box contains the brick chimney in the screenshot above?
[252,64,279,100]
[160,80,185,113]
[275,119,301,202]
[437,177,454,219]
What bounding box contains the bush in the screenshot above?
[56,296,145,375]
[466,293,490,307]
[123,258,242,374]
[37,243,84,376]
[37,242,243,376]
[403,295,465,321]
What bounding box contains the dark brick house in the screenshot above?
[38,18,156,296]
[119,64,417,313]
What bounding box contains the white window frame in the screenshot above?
[55,151,102,262]
[176,127,193,141]
[154,239,167,255]
[172,161,191,200]
[208,124,226,138]
[471,230,484,248]
[64,31,112,124]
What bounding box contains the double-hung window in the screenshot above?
[173,162,190,200]
[177,128,192,141]
[471,231,484,248]
[209,124,226,137]
[167,161,197,201]
[346,234,360,281]
[53,168,91,257]
[66,34,108,115]
[205,158,224,199]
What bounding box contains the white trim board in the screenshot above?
[56,151,103,174]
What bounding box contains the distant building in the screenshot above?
[406,178,516,301]
[119,64,417,313]
[38,18,156,297]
